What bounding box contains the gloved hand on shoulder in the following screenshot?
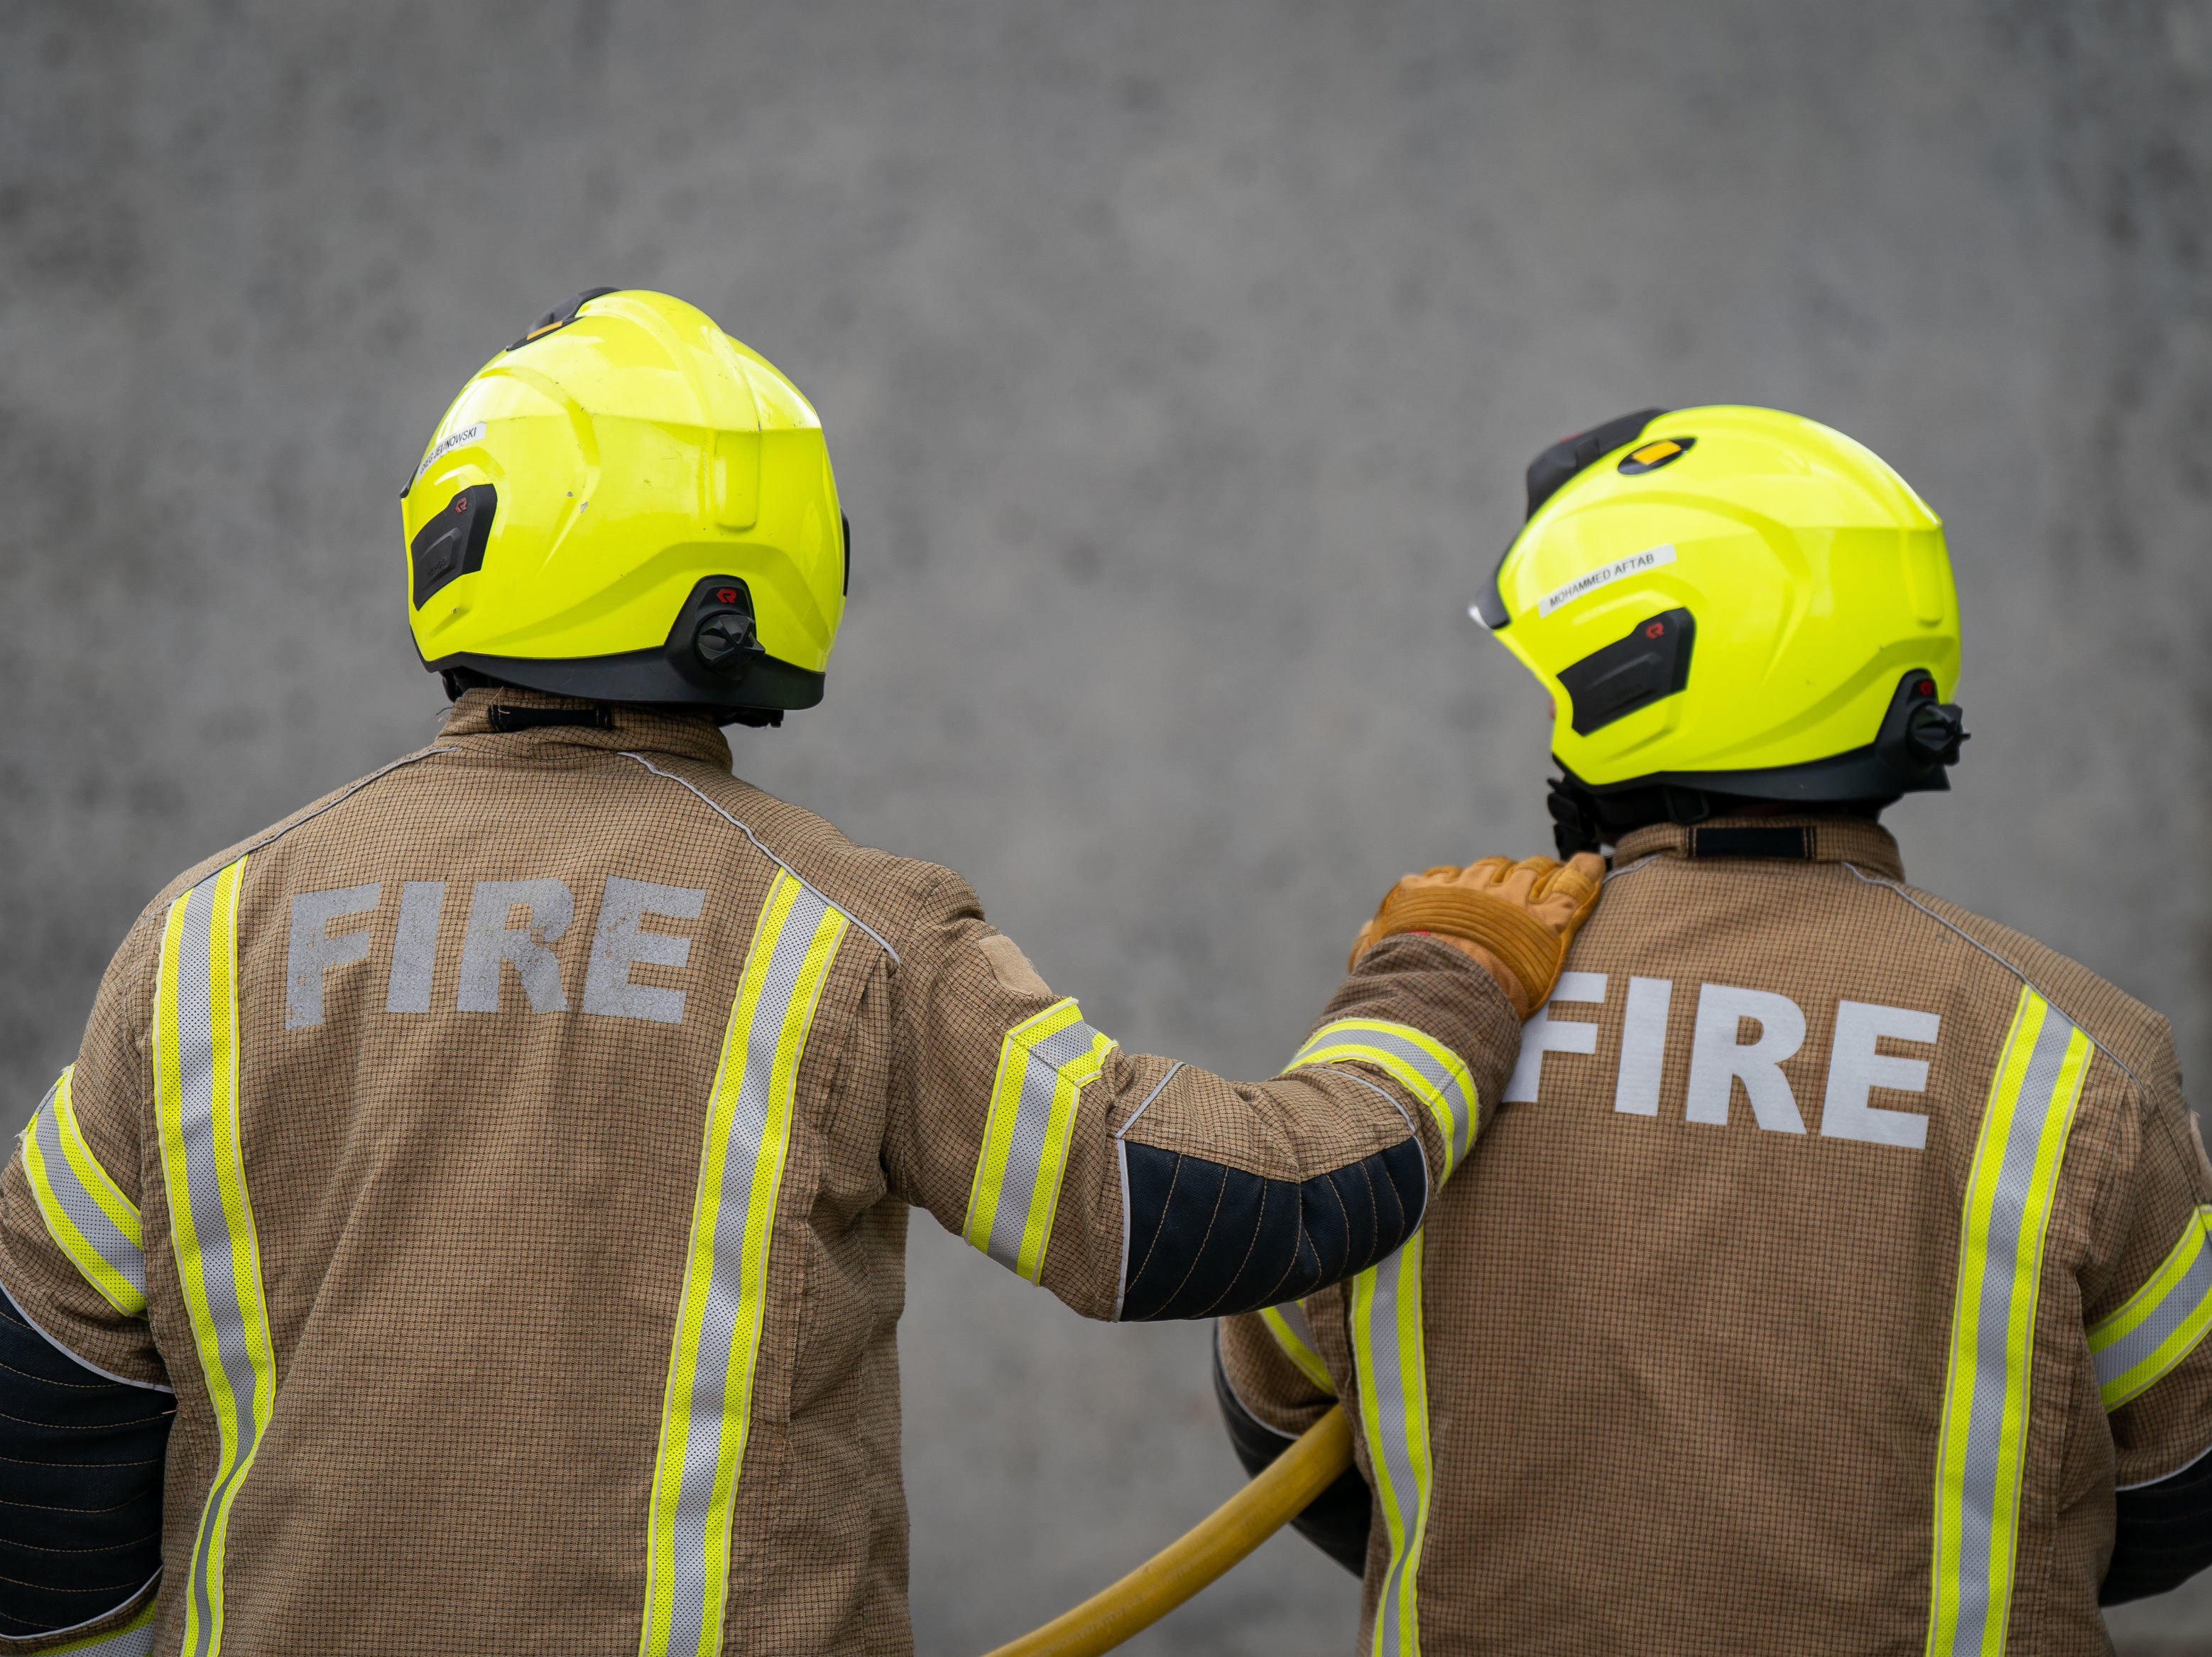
[1350,853,1606,1019]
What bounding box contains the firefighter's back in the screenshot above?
[1420,816,2209,1655]
[4,702,944,1653]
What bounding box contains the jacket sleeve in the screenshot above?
[1215,1308,1370,1575]
[0,1297,169,1644]
[0,914,173,1646]
[2103,1450,2212,1606]
[2081,1026,2212,1600]
[2085,1047,2212,1469]
[881,868,1520,1322]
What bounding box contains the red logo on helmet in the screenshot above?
[1645,621,1665,639]
[717,588,739,604]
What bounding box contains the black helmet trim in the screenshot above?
[409,484,498,607]
[420,575,824,714]
[508,287,624,353]
[1544,670,1968,854]
[1473,406,1669,631]
[1557,608,1694,736]
[1570,669,1966,801]
[1525,408,1672,517]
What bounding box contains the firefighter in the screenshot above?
[0,290,1601,1657]
[1216,406,2212,1654]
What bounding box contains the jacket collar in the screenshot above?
[437,687,733,769]
[1612,813,1905,881]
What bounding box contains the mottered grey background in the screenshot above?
[4,1,2210,1651]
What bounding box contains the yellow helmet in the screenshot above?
[1472,405,1967,850]
[402,288,846,722]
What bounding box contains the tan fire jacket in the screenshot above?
[1221,815,2212,1657]
[0,689,1522,1657]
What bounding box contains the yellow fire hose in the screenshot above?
[979,1404,1356,1657]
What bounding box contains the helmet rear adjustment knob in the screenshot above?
[1904,700,1969,768]
[694,609,765,680]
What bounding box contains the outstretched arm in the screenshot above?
[883,855,1599,1322]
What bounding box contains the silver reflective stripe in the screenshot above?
[156,860,278,1657]
[641,870,848,1657]
[1331,1025,1473,1168]
[62,1619,159,1656]
[2087,1207,2212,1413]
[1927,987,2091,1657]
[1364,1254,1418,1657]
[1290,1020,1477,1177]
[986,1017,1106,1271]
[42,1577,159,1656]
[175,878,259,1656]
[665,882,827,1656]
[1278,1298,1317,1354]
[2096,1242,2212,1393]
[1354,1235,1430,1657]
[30,1086,144,1306]
[1956,1009,2072,1646]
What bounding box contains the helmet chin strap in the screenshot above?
[1546,773,1900,858]
[1547,775,1722,857]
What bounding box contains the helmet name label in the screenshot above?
[413,420,486,484]
[1537,542,1677,618]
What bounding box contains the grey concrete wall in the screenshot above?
[4,1,2208,1650]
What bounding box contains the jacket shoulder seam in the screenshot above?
[1840,862,2149,1095]
[615,750,901,965]
[136,745,459,925]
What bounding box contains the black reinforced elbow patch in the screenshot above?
[1118,1139,1424,1322]
[0,1298,171,1637]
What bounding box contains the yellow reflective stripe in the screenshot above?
[155,856,276,1657]
[46,1585,159,1654]
[1260,1301,1336,1396]
[1289,1018,1478,1178]
[2089,1206,2212,1411]
[641,870,846,1657]
[22,1066,147,1318]
[962,999,1116,1283]
[1925,985,2093,1657]
[1350,1232,1430,1657]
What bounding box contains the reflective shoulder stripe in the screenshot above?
[1260,1299,1336,1396]
[153,854,275,1657]
[22,1066,147,1318]
[1926,984,2093,1657]
[1289,1018,1477,1178]
[1350,1233,1431,1657]
[962,999,1115,1284]
[2090,1205,2212,1412]
[46,1584,159,1655]
[641,869,846,1657]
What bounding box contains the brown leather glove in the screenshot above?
[1349,853,1606,1018]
